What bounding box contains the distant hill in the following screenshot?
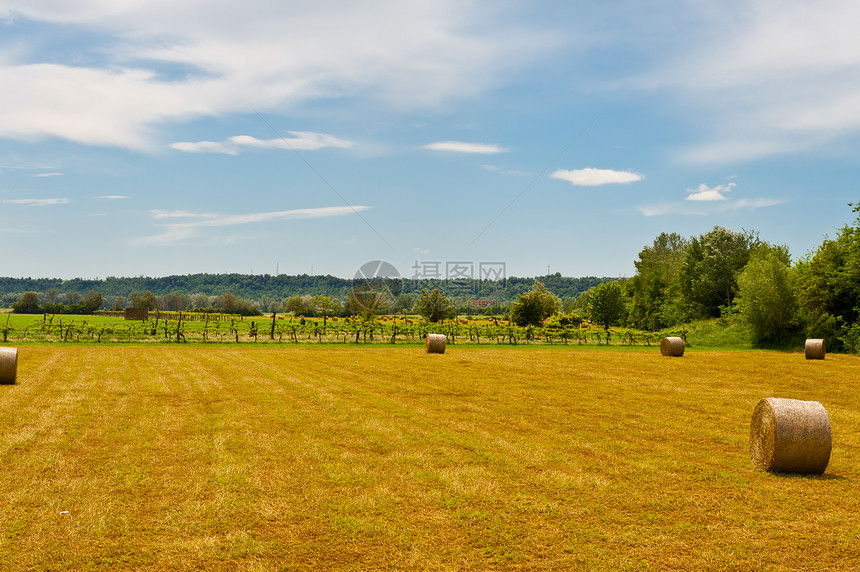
[0,273,614,304]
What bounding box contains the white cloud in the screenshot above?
[413,247,430,254]
[169,140,239,155]
[550,168,643,186]
[424,141,507,154]
[34,172,62,177]
[637,0,860,163]
[3,198,69,206]
[171,131,354,155]
[99,194,129,200]
[0,2,559,149]
[639,196,786,217]
[140,205,372,245]
[686,182,735,201]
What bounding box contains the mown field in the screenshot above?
[0,346,858,570]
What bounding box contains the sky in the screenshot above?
[2,0,860,282]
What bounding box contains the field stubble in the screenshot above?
[0,346,858,570]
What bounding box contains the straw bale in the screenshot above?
[660,336,685,357]
[0,347,18,385]
[124,307,149,321]
[749,397,831,475]
[425,333,446,354]
[805,338,826,360]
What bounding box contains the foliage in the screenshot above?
[736,246,798,344]
[12,290,104,315]
[411,288,456,322]
[628,232,688,330]
[677,226,759,319]
[11,292,41,314]
[285,295,315,316]
[509,280,561,326]
[587,281,627,328]
[130,290,159,310]
[797,202,860,345]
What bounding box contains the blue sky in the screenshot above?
[2,0,860,281]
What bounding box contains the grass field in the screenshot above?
[1,345,858,570]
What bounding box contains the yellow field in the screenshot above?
[0,346,858,570]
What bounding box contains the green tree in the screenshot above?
[81,290,104,313]
[284,295,314,316]
[677,226,758,319]
[311,295,340,319]
[510,280,561,327]
[587,281,627,328]
[163,291,190,311]
[736,246,797,343]
[797,201,860,350]
[412,288,456,322]
[130,290,158,310]
[12,292,41,314]
[629,232,689,330]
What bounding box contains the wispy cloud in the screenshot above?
[638,1,860,164]
[480,164,529,176]
[686,182,735,201]
[3,198,69,206]
[550,168,643,186]
[413,247,430,254]
[140,205,372,245]
[424,141,507,154]
[170,131,354,155]
[639,181,786,216]
[0,3,557,149]
[34,172,62,177]
[99,194,129,200]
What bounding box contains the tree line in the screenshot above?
[574,201,860,352]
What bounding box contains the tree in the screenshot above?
[628,232,689,330]
[81,290,104,313]
[284,295,314,316]
[736,247,797,343]
[12,292,41,314]
[130,290,158,310]
[510,280,561,327]
[163,291,190,311]
[412,288,456,322]
[587,281,627,328]
[311,295,340,319]
[797,201,860,350]
[677,226,758,319]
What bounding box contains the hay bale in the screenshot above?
[0,347,18,385]
[660,336,685,357]
[805,338,826,360]
[425,333,446,354]
[749,397,831,475]
[124,307,149,321]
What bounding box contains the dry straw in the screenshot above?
[660,337,685,357]
[425,333,446,354]
[124,307,149,321]
[0,347,18,385]
[749,397,831,475]
[805,338,826,360]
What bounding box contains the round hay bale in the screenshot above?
[805,338,826,360]
[660,336,684,357]
[425,333,446,354]
[0,347,18,385]
[749,397,831,475]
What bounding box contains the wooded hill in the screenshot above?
[0,273,611,304]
